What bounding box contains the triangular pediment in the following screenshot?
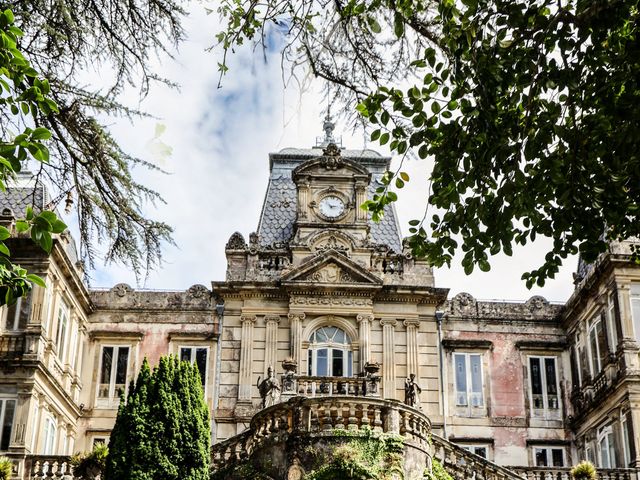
[281,249,382,287]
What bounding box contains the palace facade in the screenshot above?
[0,135,639,479]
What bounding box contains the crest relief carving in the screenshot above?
[305,263,356,283]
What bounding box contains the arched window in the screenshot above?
[308,326,353,377]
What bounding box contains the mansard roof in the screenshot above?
[257,147,403,252]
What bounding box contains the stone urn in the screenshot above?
[282,358,298,374]
[363,361,381,376]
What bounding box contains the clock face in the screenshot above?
[319,195,345,219]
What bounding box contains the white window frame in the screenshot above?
[533,446,566,467]
[307,327,353,377]
[631,284,640,342]
[453,352,484,409]
[607,292,618,352]
[55,300,69,362]
[597,425,617,468]
[587,317,606,376]
[459,444,490,459]
[179,346,209,390]
[0,397,16,451]
[42,415,57,455]
[528,355,561,419]
[622,415,631,467]
[97,345,130,406]
[1,297,22,331]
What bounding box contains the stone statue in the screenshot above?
[257,366,281,408]
[404,373,422,408]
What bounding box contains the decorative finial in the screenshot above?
[315,109,342,148]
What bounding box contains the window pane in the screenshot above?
[600,438,610,468]
[632,297,640,342]
[99,347,114,398]
[535,448,548,467]
[545,358,559,409]
[180,347,191,362]
[195,348,207,386]
[608,433,616,468]
[334,329,345,344]
[347,351,352,377]
[474,447,487,458]
[332,349,343,377]
[113,346,129,398]
[590,328,600,374]
[1,400,15,450]
[623,418,631,466]
[317,349,328,376]
[308,349,312,375]
[530,358,542,395]
[454,354,467,406]
[470,355,483,406]
[316,329,328,342]
[552,449,564,467]
[596,321,608,368]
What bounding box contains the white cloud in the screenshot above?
[85,4,576,303]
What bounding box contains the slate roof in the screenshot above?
[257,147,403,253]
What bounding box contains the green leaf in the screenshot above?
[0,226,10,241]
[0,242,9,256]
[26,274,46,288]
[31,127,51,140]
[366,15,381,34]
[15,220,29,233]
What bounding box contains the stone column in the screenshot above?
[238,314,257,401]
[619,285,634,340]
[357,314,373,367]
[297,178,310,220]
[355,180,368,222]
[380,318,397,399]
[11,390,34,449]
[264,315,281,376]
[404,318,420,378]
[288,312,306,367]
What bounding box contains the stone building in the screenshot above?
[0,134,639,479]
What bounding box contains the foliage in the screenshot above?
[425,459,452,480]
[0,456,11,480]
[4,0,185,279]
[70,443,109,480]
[570,461,597,480]
[303,428,404,480]
[218,0,640,286]
[105,356,210,480]
[0,7,67,305]
[210,462,275,480]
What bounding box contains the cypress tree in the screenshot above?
[105,356,210,480]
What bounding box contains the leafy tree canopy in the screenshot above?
[0,7,67,305]
[217,0,640,287]
[3,0,186,280]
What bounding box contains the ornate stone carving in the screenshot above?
[240,314,257,324]
[305,263,355,283]
[403,318,421,328]
[288,312,306,322]
[356,314,374,324]
[186,284,209,299]
[290,296,373,307]
[320,143,343,170]
[264,314,281,324]
[226,231,247,250]
[111,283,133,297]
[445,292,561,320]
[314,235,350,256]
[450,292,477,315]
[379,318,397,328]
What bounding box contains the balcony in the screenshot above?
[211,395,431,479]
[282,374,380,398]
[0,332,26,358]
[24,455,74,479]
[509,466,640,480]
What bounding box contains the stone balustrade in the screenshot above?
[0,333,26,357]
[25,455,76,479]
[509,467,640,480]
[431,433,523,480]
[211,395,430,472]
[282,374,380,397]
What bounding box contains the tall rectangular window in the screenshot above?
[598,426,616,468]
[622,416,631,467]
[453,353,483,407]
[55,301,69,361]
[631,284,640,341]
[534,447,565,466]
[588,318,607,376]
[42,416,56,455]
[607,292,618,352]
[459,445,488,459]
[99,346,129,399]
[529,356,560,416]
[0,398,16,451]
[179,346,208,388]
[0,294,31,332]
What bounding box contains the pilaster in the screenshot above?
[357,314,373,367]
[238,314,257,401]
[288,312,306,367]
[380,318,397,399]
[404,318,420,378]
[264,315,281,376]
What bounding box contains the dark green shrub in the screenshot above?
[425,459,453,480]
[0,457,12,480]
[105,356,210,480]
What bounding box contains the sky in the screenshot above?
[78,3,577,303]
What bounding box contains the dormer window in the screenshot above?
[307,326,353,377]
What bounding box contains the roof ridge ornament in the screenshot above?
[315,112,343,148]
[320,143,343,170]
